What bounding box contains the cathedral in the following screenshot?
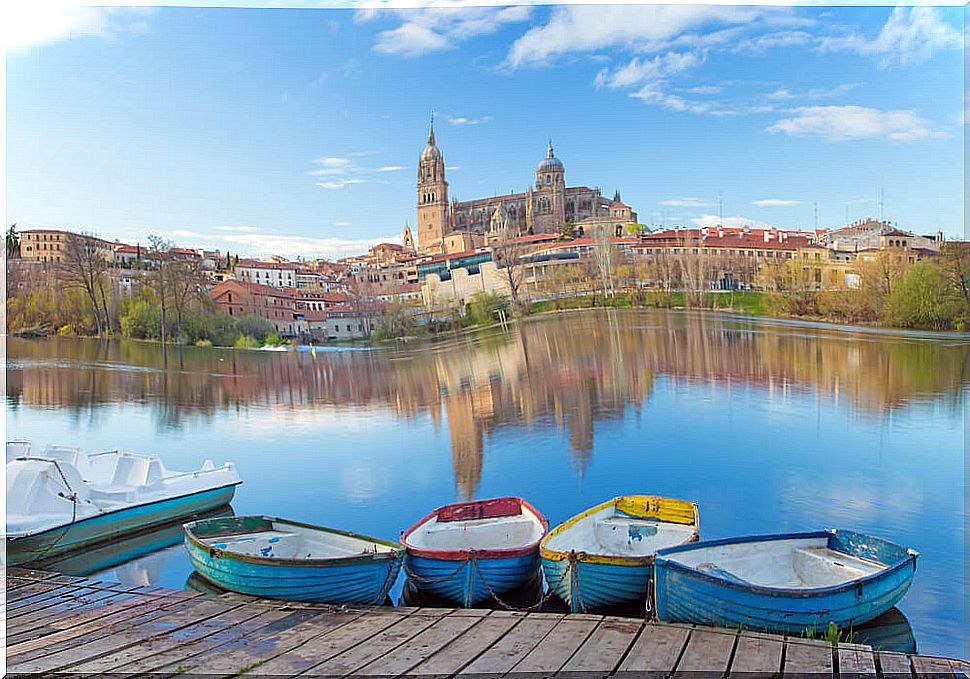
[415,121,638,254]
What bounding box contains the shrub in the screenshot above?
[120,299,161,339]
[234,334,260,350]
[195,338,213,348]
[264,332,285,347]
[466,292,507,326]
[885,261,959,330]
[233,315,275,342]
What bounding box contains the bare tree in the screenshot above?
[61,232,109,335]
[490,228,528,313]
[168,256,206,345]
[147,236,172,352]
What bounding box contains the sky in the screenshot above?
[5,2,966,260]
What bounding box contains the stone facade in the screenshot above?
[415,124,636,253]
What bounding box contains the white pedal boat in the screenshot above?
[6,441,241,566]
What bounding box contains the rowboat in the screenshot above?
[401,497,548,607]
[6,443,240,566]
[184,515,404,604]
[653,529,918,635]
[540,496,699,612]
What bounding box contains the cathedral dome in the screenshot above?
[421,144,442,162]
[537,142,564,172]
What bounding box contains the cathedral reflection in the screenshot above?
[7,311,968,500]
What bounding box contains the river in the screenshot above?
[5,309,968,657]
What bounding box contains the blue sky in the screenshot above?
[6,3,965,259]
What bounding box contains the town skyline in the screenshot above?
[7,4,964,260]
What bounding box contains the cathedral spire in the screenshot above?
[428,114,436,146]
[547,139,554,158]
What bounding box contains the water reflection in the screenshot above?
[5,310,967,657]
[7,311,968,499]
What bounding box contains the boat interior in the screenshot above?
[202,523,397,560]
[667,537,888,589]
[407,510,545,551]
[544,505,698,557]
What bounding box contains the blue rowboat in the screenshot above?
[184,515,404,604]
[654,529,918,635]
[401,497,548,607]
[540,496,699,613]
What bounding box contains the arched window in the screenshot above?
[546,175,552,185]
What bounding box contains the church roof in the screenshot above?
[537,142,564,171]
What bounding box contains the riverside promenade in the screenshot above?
[5,568,968,677]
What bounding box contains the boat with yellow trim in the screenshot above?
[540,496,699,612]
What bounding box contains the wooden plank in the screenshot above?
[6,591,201,661]
[6,582,91,610]
[244,609,411,677]
[617,623,690,673]
[7,597,246,675]
[561,617,642,673]
[408,612,523,677]
[674,626,738,676]
[63,601,270,674]
[878,651,914,677]
[6,586,136,634]
[458,614,563,675]
[728,631,784,676]
[158,609,358,677]
[913,655,960,678]
[838,642,877,676]
[6,591,145,643]
[113,607,305,675]
[512,615,601,674]
[784,637,834,677]
[294,610,447,677]
[354,610,484,677]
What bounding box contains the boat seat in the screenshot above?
[210,531,304,559]
[110,454,152,487]
[792,547,882,587]
[696,562,751,585]
[594,516,659,547]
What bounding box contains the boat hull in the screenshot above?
[404,551,540,607]
[541,555,652,612]
[6,484,238,566]
[654,530,918,635]
[184,516,404,604]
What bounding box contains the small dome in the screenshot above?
[421,144,442,163]
[537,142,563,172]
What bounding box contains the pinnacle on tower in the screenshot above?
[428,114,435,146]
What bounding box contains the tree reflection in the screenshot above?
[7,311,969,499]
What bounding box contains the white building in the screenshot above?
[234,260,297,288]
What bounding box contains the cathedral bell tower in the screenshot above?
[416,119,449,253]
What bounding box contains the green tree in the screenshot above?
[884,261,958,330]
[234,315,275,342]
[466,291,507,326]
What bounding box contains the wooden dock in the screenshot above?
[5,567,967,677]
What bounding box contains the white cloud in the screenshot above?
[685,85,723,95]
[818,6,961,66]
[364,7,532,57]
[166,230,400,261]
[767,106,935,142]
[752,199,806,207]
[595,51,703,90]
[692,214,774,229]
[314,156,353,168]
[447,116,493,126]
[316,179,366,190]
[732,30,813,54]
[660,197,711,208]
[505,5,763,68]
[376,165,405,172]
[214,226,259,233]
[3,4,152,52]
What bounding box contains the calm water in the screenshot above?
[5,309,968,657]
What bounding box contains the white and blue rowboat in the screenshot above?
[540,496,699,613]
[401,497,548,607]
[6,443,240,566]
[184,515,404,604]
[653,529,919,635]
